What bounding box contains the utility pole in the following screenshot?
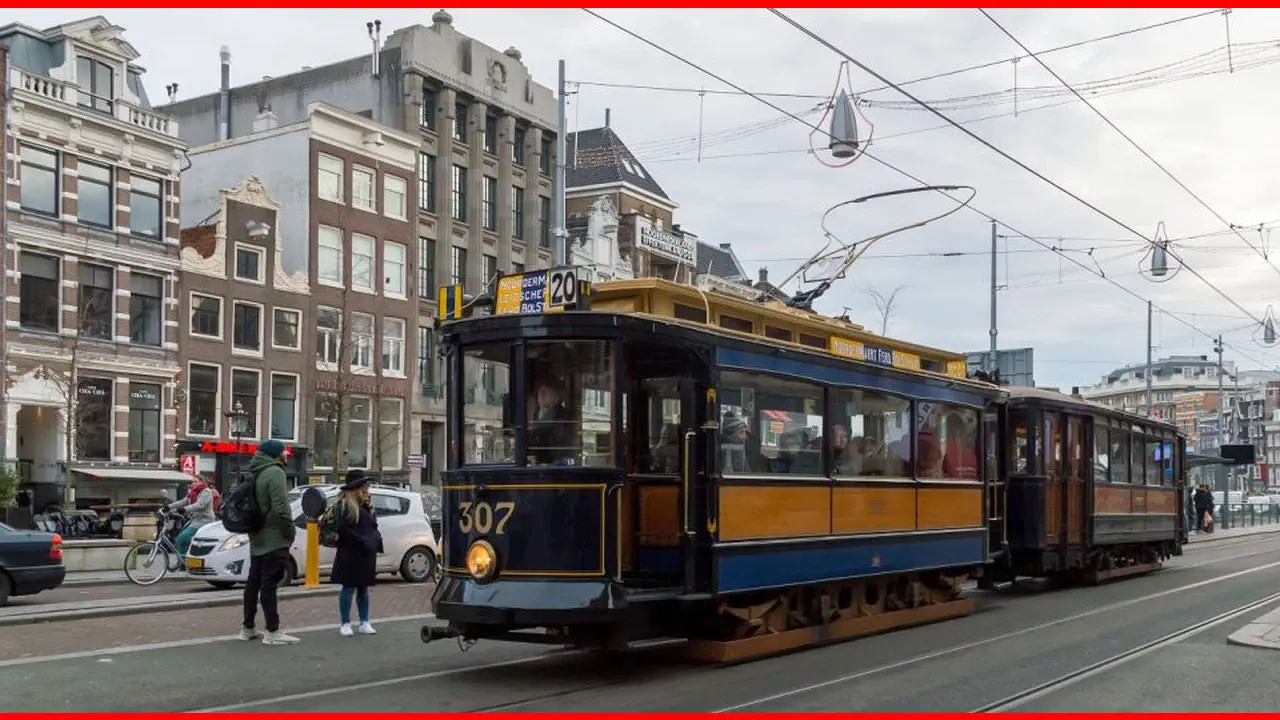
[0,49,10,466]
[988,220,997,377]
[1214,335,1227,528]
[554,59,568,267]
[1144,301,1153,417]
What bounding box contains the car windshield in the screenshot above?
[0,522,11,533]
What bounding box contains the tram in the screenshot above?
[424,268,1011,661]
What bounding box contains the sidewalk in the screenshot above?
[1187,522,1280,544]
[0,583,340,627]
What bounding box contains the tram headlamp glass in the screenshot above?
[466,540,497,580]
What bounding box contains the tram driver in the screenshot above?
[528,377,575,465]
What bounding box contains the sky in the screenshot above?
[13,7,1280,391]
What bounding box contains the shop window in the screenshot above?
[76,378,112,460]
[128,383,162,463]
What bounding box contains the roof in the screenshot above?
[566,126,671,202]
[696,241,746,281]
[1004,386,1179,431]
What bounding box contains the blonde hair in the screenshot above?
[339,486,366,521]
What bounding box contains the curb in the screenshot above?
[1227,622,1280,651]
[0,585,342,628]
[62,575,194,589]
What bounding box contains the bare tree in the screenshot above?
[864,284,906,336]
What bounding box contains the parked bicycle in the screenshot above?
[122,508,189,586]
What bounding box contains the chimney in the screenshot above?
[758,267,768,286]
[253,108,279,133]
[218,46,231,141]
[719,242,732,250]
[605,108,611,128]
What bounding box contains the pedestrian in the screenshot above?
[1193,484,1214,534]
[240,439,300,645]
[332,469,382,637]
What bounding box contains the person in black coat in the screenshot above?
[332,470,382,637]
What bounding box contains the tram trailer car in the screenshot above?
[982,387,1187,587]
[424,275,1007,662]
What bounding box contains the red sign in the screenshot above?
[198,441,293,457]
[180,455,197,475]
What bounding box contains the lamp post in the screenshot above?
[224,400,249,488]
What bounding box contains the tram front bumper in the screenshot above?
[432,575,629,627]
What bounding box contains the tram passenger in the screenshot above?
[720,413,761,474]
[650,423,681,473]
[917,431,945,478]
[829,423,857,475]
[528,378,575,465]
[942,411,979,479]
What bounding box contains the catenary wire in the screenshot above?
[978,8,1280,279]
[579,8,1280,371]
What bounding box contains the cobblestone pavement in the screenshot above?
[5,578,216,609]
[0,581,433,661]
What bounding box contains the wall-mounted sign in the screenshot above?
[638,227,695,264]
[180,455,197,475]
[198,441,294,456]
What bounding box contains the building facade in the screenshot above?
[161,10,559,490]
[1079,354,1235,422]
[178,103,420,489]
[2,17,189,511]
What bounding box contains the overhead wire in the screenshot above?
[579,8,1280,371]
[978,8,1280,280]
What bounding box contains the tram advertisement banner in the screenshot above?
[495,267,581,315]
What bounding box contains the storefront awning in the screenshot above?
[70,468,199,483]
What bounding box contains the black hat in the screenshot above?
[341,469,370,491]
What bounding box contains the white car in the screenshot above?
[184,484,438,589]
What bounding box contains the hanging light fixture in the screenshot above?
[828,89,859,159]
[1266,318,1276,346]
[1150,239,1168,277]
[1139,221,1180,284]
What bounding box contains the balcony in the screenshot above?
[10,67,181,140]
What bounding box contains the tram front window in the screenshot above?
[526,341,614,467]
[463,344,515,464]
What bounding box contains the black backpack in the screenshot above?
[220,473,264,533]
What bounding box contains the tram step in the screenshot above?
[624,637,689,651]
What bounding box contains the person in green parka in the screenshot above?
[239,439,301,646]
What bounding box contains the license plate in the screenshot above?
[185,557,204,570]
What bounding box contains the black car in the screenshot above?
[0,521,66,605]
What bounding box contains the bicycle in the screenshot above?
[123,508,189,586]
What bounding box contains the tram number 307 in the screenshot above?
[457,501,516,535]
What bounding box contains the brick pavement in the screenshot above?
[0,581,434,661]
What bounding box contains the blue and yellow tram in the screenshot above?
[424,271,1013,660]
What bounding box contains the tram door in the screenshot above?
[619,348,699,590]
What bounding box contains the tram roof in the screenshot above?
[1003,385,1180,433]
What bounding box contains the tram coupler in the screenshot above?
[420,624,462,644]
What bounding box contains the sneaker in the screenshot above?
[262,630,301,645]
[238,627,262,641]
[358,621,377,635]
[339,623,354,637]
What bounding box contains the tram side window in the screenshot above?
[639,377,682,474]
[1043,414,1062,479]
[1094,427,1110,482]
[1110,431,1130,484]
[830,388,911,478]
[1145,437,1161,485]
[1068,417,1085,480]
[720,371,823,476]
[1012,412,1030,474]
[462,344,515,464]
[916,402,979,479]
[526,341,614,467]
[1161,436,1175,486]
[1131,434,1148,486]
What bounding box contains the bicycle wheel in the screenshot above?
[124,542,170,585]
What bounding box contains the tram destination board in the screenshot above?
[495,266,583,315]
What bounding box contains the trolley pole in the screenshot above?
[1144,301,1153,417]
[988,220,997,377]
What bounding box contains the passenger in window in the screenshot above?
[773,430,810,473]
[650,423,680,473]
[943,411,979,479]
[917,431,944,478]
[528,378,574,465]
[830,423,857,475]
[720,413,760,474]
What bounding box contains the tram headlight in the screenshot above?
[465,539,498,581]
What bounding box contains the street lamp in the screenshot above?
[224,400,249,485]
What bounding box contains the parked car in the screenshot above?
[184,484,437,589]
[0,521,65,605]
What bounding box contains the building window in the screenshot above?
[418,326,437,395]
[453,101,468,143]
[127,383,161,463]
[191,293,222,340]
[419,153,436,214]
[352,165,376,211]
[379,398,404,471]
[318,154,344,203]
[317,225,343,287]
[232,301,262,354]
[19,251,59,332]
[483,254,498,284]
[351,312,374,371]
[78,263,114,341]
[420,85,437,130]
[511,186,525,240]
[484,113,498,155]
[314,394,338,468]
[19,145,58,216]
[187,363,220,437]
[76,56,115,114]
[349,397,372,469]
[78,161,112,228]
[270,373,298,441]
[385,175,407,221]
[540,135,553,176]
[538,195,551,248]
[382,317,405,376]
[482,176,498,232]
[512,261,524,274]
[513,126,526,166]
[234,245,264,283]
[316,306,341,366]
[76,378,112,461]
[351,233,375,292]
[272,308,300,350]
[384,242,406,297]
[451,246,467,290]
[419,238,436,297]
[451,165,467,222]
[231,369,260,438]
[129,273,163,347]
[129,175,163,239]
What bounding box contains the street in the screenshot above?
[3,531,1280,712]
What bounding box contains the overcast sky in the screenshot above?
[15,7,1280,390]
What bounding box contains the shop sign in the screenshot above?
[197,441,294,456]
[180,455,197,475]
[639,227,695,264]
